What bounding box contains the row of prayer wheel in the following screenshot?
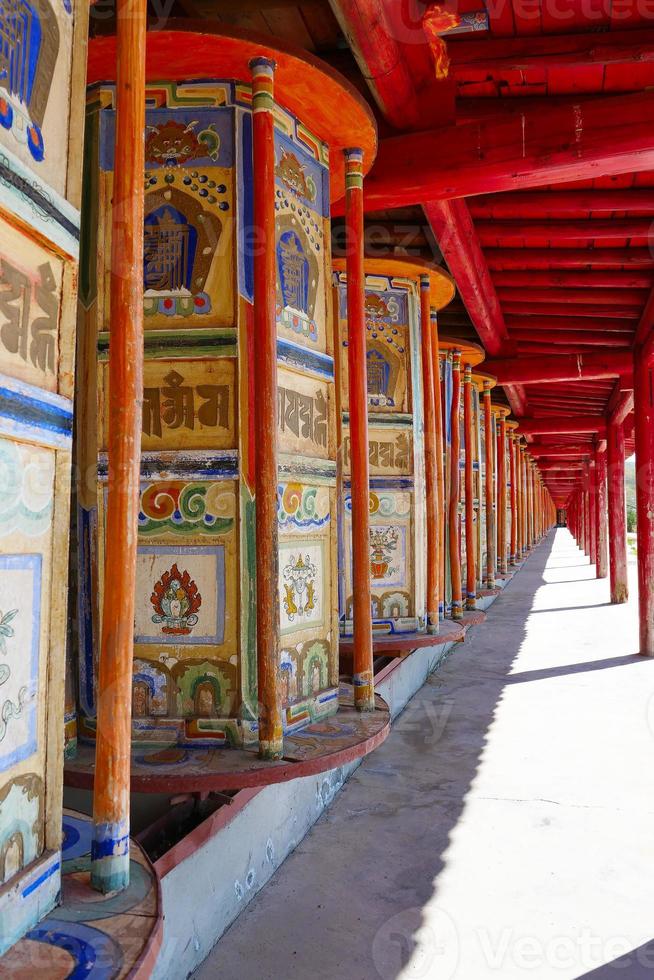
[67,27,551,768]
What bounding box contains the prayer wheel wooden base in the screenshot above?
[1,809,162,978]
[65,685,390,793]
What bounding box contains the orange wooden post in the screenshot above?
[345,149,375,707]
[510,431,519,563]
[483,382,496,587]
[91,0,146,894]
[432,311,446,621]
[420,277,439,631]
[595,445,608,578]
[449,351,463,620]
[633,353,654,655]
[250,58,284,759]
[463,365,476,609]
[607,418,629,603]
[497,413,508,573]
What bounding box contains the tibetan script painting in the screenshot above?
[277,368,330,460]
[99,359,236,451]
[0,222,63,391]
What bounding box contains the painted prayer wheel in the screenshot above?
[333,257,454,645]
[438,339,485,618]
[0,0,88,951]
[72,27,378,757]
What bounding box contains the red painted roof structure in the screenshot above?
[312,0,645,507]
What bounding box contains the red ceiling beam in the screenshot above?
[492,270,654,289]
[530,446,594,457]
[424,200,508,356]
[510,331,631,348]
[448,28,654,71]
[486,249,654,270]
[505,315,633,333]
[497,288,648,308]
[423,200,529,417]
[487,350,633,385]
[348,91,654,212]
[470,190,654,219]
[326,0,422,131]
[477,219,654,245]
[609,390,635,426]
[502,302,640,319]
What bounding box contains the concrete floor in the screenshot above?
[194,529,654,980]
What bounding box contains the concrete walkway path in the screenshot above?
[195,530,654,980]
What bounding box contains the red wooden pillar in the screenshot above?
[344,148,375,705]
[250,58,284,758]
[525,456,533,550]
[463,366,476,609]
[595,445,608,579]
[92,0,146,894]
[420,277,439,631]
[483,382,496,587]
[634,352,654,656]
[497,414,508,573]
[607,418,628,603]
[589,456,598,568]
[432,311,445,621]
[509,431,518,564]
[584,484,592,561]
[450,352,464,620]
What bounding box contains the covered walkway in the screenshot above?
[196,529,654,979]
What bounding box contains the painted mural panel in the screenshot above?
[0,774,43,886]
[342,490,415,628]
[276,482,336,715]
[98,480,239,727]
[274,125,328,353]
[0,437,54,905]
[99,98,235,330]
[338,282,410,414]
[0,221,64,392]
[0,0,74,195]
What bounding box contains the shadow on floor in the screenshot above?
[196,530,642,980]
[579,940,654,977]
